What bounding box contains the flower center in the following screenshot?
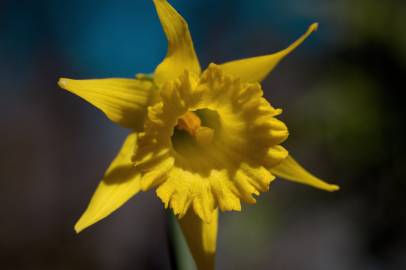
[171,109,220,157]
[176,111,214,146]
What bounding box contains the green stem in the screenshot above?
[167,211,196,270]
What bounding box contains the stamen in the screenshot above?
[177,111,201,136]
[195,127,214,146]
[176,111,214,145]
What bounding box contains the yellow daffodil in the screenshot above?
[58,0,339,269]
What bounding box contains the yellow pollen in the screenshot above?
[176,111,214,145]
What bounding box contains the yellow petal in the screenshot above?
[75,133,141,233]
[58,78,156,130]
[270,155,339,192]
[152,0,201,86]
[219,23,318,83]
[178,209,218,270]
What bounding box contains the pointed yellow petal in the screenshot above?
[270,155,339,192]
[152,0,201,85]
[219,23,318,83]
[58,78,156,130]
[75,133,141,233]
[179,210,218,270]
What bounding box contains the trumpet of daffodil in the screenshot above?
[58,0,339,269]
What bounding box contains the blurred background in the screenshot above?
[1,0,405,269]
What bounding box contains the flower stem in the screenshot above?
[167,211,196,270]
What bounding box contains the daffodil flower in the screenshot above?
[58,0,339,269]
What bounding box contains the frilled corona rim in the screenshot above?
[131,63,289,223]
